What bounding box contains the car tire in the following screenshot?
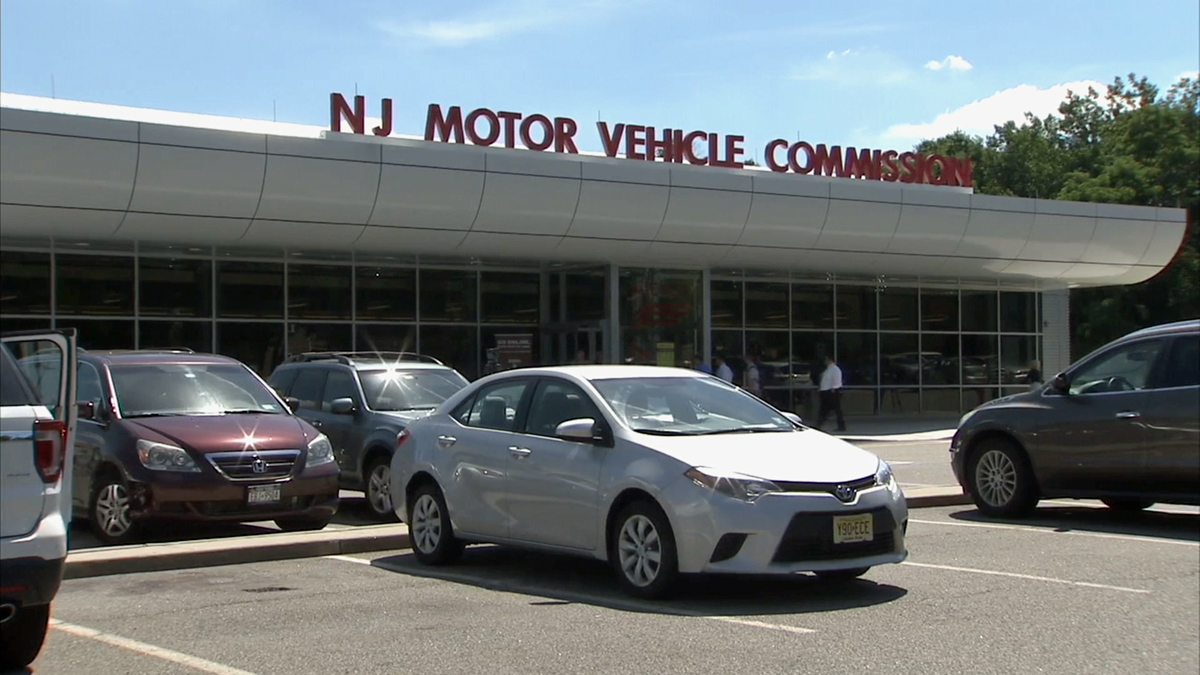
[89,471,141,546]
[611,500,679,600]
[409,483,463,566]
[0,602,51,670]
[364,455,398,522]
[815,567,870,583]
[1102,498,1154,512]
[967,437,1039,518]
[274,515,332,532]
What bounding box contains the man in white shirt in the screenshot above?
[817,355,846,432]
[714,356,734,383]
[742,352,762,397]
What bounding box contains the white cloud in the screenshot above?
[924,55,973,72]
[793,48,914,85]
[376,0,614,47]
[881,79,1105,144]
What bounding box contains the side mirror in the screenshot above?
[556,417,602,443]
[1049,373,1069,394]
[782,411,803,426]
[330,397,356,415]
[77,400,97,420]
[284,396,301,412]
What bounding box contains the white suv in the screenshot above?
[1,330,77,670]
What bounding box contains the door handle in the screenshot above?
[311,420,323,428]
[1115,411,1141,420]
[508,446,532,458]
[436,435,457,448]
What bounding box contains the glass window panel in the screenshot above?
[0,318,52,333]
[745,282,788,328]
[841,389,878,415]
[1001,291,1038,333]
[58,319,135,351]
[321,370,360,409]
[420,270,477,323]
[878,287,918,332]
[549,273,562,323]
[1,251,51,315]
[836,286,877,331]
[962,334,999,385]
[791,332,834,387]
[139,320,213,353]
[481,272,539,324]
[922,389,961,414]
[1003,331,1041,381]
[56,254,134,316]
[746,330,790,409]
[288,264,351,320]
[836,332,877,387]
[1068,339,1165,393]
[710,280,742,328]
[791,284,834,330]
[963,388,1001,412]
[289,323,352,355]
[619,269,702,368]
[1162,335,1199,389]
[289,368,328,411]
[565,271,606,322]
[921,289,958,332]
[138,258,212,318]
[355,267,415,321]
[921,334,960,385]
[420,325,478,379]
[711,330,743,364]
[217,262,283,319]
[355,324,417,354]
[216,322,285,377]
[880,388,920,414]
[881,333,921,386]
[962,290,999,332]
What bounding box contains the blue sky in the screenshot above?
[2,0,1196,158]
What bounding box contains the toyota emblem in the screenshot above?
[251,457,269,474]
[834,484,856,502]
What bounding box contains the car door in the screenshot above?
[437,378,535,540]
[1142,333,1200,498]
[506,377,608,551]
[287,366,330,441]
[316,368,361,475]
[1035,337,1167,493]
[71,360,114,515]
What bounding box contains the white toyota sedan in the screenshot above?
[390,365,908,598]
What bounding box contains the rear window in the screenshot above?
[0,344,37,406]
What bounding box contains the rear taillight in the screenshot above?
[34,419,67,484]
[396,429,410,448]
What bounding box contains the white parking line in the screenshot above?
[51,619,257,675]
[900,562,1151,594]
[324,555,816,635]
[909,518,1200,547]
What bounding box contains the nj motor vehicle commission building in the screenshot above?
[0,91,1188,418]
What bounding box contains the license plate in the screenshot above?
[247,484,281,505]
[833,513,874,544]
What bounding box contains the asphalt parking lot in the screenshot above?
[25,501,1199,675]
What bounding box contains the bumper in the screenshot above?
[127,471,340,522]
[949,432,968,489]
[660,476,909,574]
[0,556,65,610]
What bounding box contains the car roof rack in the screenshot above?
[283,351,445,366]
[98,348,197,355]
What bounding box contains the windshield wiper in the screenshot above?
[222,409,283,415]
[630,428,700,436]
[125,412,187,419]
[694,427,791,436]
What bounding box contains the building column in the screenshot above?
[607,264,620,364]
[1041,288,1071,376]
[701,268,712,365]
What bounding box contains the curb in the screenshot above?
[63,489,970,579]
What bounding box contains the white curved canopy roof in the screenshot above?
[0,94,1187,288]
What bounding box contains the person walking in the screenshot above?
[713,355,734,383]
[817,355,846,432]
[692,353,712,375]
[742,352,762,397]
[1025,359,1043,391]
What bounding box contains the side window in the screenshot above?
[289,368,328,411]
[78,362,105,407]
[525,379,602,438]
[450,394,476,425]
[1160,335,1199,389]
[322,370,359,411]
[1069,338,1166,395]
[464,380,530,432]
[268,368,299,397]
[0,344,36,406]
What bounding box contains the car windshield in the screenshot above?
[359,369,469,411]
[591,376,798,435]
[110,363,286,418]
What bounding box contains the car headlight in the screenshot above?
[306,434,334,468]
[685,467,781,502]
[136,439,200,472]
[875,459,895,487]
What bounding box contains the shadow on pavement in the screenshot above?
[949,504,1200,543]
[367,545,907,618]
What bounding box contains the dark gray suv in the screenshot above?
[951,319,1199,517]
[268,352,469,519]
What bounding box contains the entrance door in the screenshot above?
[543,322,607,365]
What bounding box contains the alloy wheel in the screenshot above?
[95,483,132,537]
[975,449,1018,507]
[368,464,392,515]
[411,493,442,554]
[617,514,662,587]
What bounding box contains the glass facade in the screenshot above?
[0,242,1043,414]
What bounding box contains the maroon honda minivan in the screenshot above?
[69,350,340,544]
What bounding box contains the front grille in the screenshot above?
[773,474,877,495]
[772,507,898,563]
[206,450,300,481]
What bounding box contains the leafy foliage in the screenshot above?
[917,73,1199,357]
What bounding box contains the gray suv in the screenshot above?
[951,320,1199,517]
[268,352,469,519]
